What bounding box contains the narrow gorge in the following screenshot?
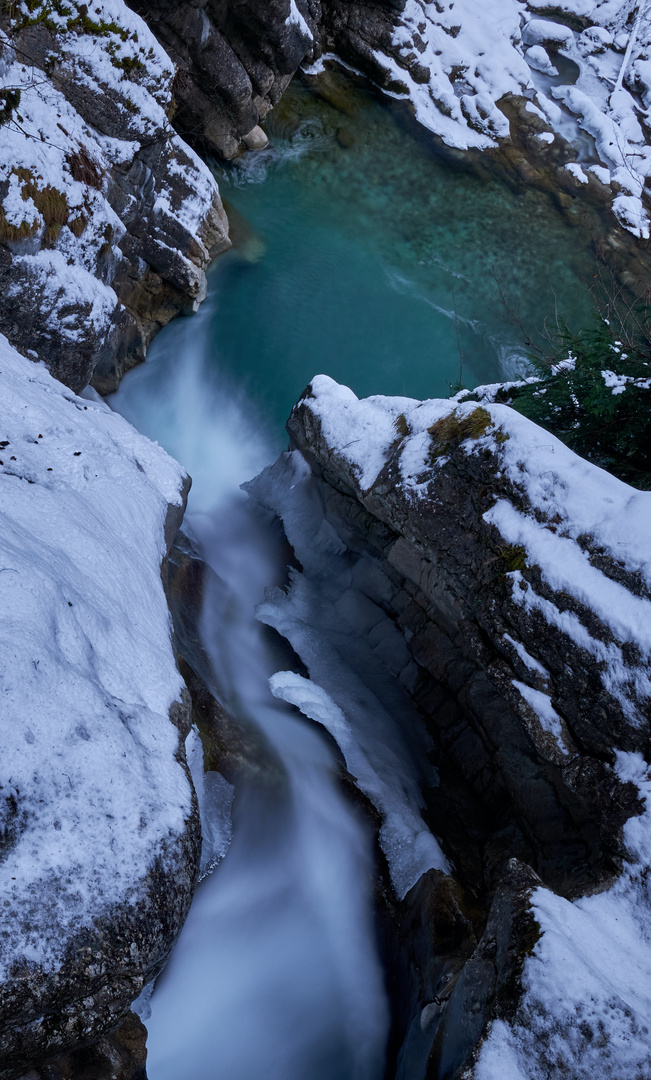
[1,2,650,1079]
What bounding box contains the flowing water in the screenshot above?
[110,64,604,1080]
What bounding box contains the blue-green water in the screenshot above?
[205,66,596,439]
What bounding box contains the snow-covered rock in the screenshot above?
[126,0,318,161]
[285,373,651,1075]
[0,334,199,1074]
[364,0,651,238]
[0,0,230,393]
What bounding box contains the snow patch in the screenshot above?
[512,680,569,753]
[270,671,449,898]
[368,0,651,235]
[476,751,651,1079]
[286,0,312,40]
[0,334,191,978]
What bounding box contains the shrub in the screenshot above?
[428,406,492,464]
[503,289,651,489]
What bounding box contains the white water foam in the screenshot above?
[110,286,390,1080]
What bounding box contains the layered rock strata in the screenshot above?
[284,374,651,1077]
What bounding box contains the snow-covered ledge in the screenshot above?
[286,374,651,1076]
[0,335,199,1074]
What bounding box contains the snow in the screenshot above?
[298,374,651,727]
[270,671,449,897]
[566,160,590,181]
[512,680,569,753]
[602,368,651,392]
[302,376,651,581]
[286,0,312,41]
[484,498,651,652]
[8,249,119,341]
[525,45,559,75]
[0,334,192,978]
[366,0,651,235]
[0,0,222,355]
[503,633,550,678]
[372,0,529,151]
[522,19,575,49]
[476,751,651,1079]
[295,374,651,1069]
[304,374,419,491]
[185,727,233,880]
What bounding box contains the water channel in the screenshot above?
[110,64,600,1080]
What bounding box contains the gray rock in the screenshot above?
[0,6,230,394]
[285,381,650,1074]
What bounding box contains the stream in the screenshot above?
[110,65,601,1080]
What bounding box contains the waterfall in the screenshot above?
[109,286,389,1080]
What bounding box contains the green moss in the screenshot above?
[67,214,87,236]
[106,45,144,74]
[428,406,492,464]
[393,412,410,439]
[498,543,528,573]
[11,0,130,41]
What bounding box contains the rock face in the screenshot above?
[126,0,318,160]
[285,375,651,1076]
[0,334,200,1078]
[132,0,651,264]
[0,0,230,395]
[124,0,405,159]
[16,1012,147,1080]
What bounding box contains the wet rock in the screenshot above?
[243,124,270,150]
[16,1012,147,1080]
